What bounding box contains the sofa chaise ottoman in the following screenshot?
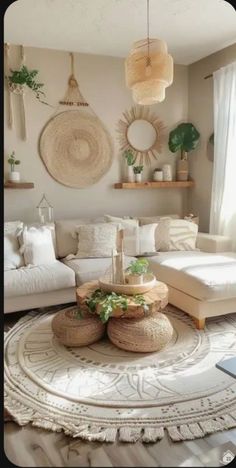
[148,234,236,329]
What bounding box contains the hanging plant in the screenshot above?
[6,65,49,105]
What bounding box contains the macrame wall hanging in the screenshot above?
[39,53,113,188]
[4,44,49,140]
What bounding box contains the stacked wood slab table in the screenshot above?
[76,280,172,353]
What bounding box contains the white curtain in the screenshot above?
[210,61,236,251]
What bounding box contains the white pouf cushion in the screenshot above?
[148,251,236,301]
[4,261,75,297]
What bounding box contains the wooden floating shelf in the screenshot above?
[114,180,195,189]
[4,182,34,189]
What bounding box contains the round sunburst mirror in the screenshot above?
[117,106,165,165]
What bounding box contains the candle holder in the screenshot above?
[36,194,53,224]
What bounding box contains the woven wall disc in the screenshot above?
[39,110,113,188]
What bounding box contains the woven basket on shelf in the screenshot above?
[51,306,105,347]
[107,312,173,353]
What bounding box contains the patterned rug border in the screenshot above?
[4,308,236,443]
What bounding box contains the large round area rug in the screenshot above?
[4,306,236,443]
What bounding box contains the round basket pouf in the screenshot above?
[52,306,106,347]
[107,312,173,353]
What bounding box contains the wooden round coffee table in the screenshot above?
[76,280,169,319]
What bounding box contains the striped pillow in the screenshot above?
[168,219,198,251]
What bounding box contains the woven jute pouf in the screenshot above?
[52,306,105,347]
[107,312,173,353]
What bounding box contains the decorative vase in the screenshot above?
[135,173,142,183]
[162,164,172,181]
[126,274,143,285]
[177,152,188,181]
[153,169,163,181]
[127,165,134,182]
[9,171,20,182]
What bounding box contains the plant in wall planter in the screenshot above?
[7,151,21,182]
[133,165,144,182]
[168,123,200,181]
[126,258,149,285]
[7,65,48,105]
[123,149,135,182]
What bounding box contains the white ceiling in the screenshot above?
[4,0,236,65]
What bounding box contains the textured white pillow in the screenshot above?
[168,219,198,251]
[4,221,24,270]
[104,215,139,256]
[74,223,118,258]
[19,226,57,266]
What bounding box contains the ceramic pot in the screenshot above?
[153,170,163,181]
[9,171,20,182]
[162,164,172,181]
[177,159,188,181]
[127,165,134,182]
[135,173,142,183]
[126,274,143,285]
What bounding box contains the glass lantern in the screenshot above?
[36,194,53,224]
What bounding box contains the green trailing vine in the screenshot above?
[84,288,149,323]
[7,65,50,105]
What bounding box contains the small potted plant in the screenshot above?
[168,123,200,181]
[7,151,21,182]
[133,165,144,182]
[123,149,135,182]
[126,258,149,285]
[6,65,48,105]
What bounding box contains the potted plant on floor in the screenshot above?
[123,149,135,182]
[126,258,149,285]
[133,165,144,182]
[168,123,200,181]
[7,151,21,182]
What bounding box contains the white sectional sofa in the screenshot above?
[4,218,236,329]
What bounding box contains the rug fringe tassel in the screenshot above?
[119,427,142,443]
[142,427,164,443]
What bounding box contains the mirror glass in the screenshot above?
[127,119,157,151]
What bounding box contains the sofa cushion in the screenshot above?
[148,251,236,301]
[55,217,104,258]
[4,221,24,270]
[63,256,135,286]
[73,223,118,258]
[18,225,57,266]
[4,261,75,297]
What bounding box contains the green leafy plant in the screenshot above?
[133,165,144,174]
[7,151,20,172]
[7,65,48,105]
[123,149,135,166]
[168,123,200,160]
[126,258,149,276]
[85,288,149,323]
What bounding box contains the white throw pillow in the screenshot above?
[137,224,157,255]
[4,221,24,270]
[18,226,57,266]
[73,223,118,258]
[104,215,139,256]
[168,219,199,251]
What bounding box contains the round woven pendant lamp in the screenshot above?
[125,1,173,105]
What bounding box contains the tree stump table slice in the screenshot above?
[76,280,168,319]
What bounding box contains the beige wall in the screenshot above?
[4,45,189,223]
[188,43,236,232]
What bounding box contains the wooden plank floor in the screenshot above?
[4,311,236,467]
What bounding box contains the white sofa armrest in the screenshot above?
[196,232,232,253]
